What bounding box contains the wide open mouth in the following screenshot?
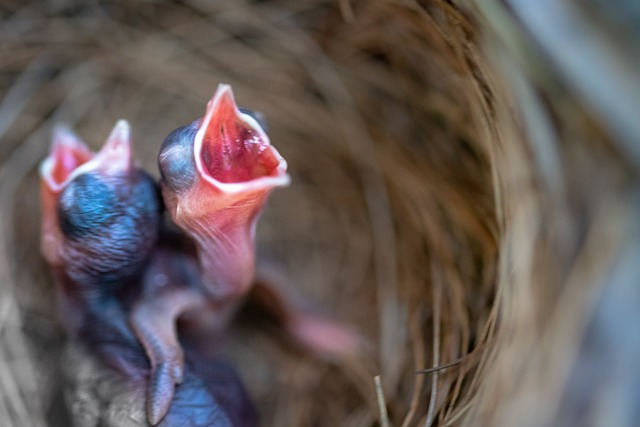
[40,121,134,192]
[194,84,290,192]
[40,126,93,192]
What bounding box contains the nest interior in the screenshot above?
[2,1,640,426]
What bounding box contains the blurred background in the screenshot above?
[1,0,639,426]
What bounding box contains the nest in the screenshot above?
[1,1,639,426]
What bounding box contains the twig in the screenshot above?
[374,375,390,427]
[416,359,464,375]
[425,263,443,427]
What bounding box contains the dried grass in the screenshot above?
[1,0,496,425]
[0,0,638,426]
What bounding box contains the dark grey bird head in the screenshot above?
[40,121,162,292]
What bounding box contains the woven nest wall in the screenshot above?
[1,1,639,426]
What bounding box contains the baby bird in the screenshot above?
[40,121,160,328]
[158,84,291,299]
[132,84,358,423]
[40,121,257,426]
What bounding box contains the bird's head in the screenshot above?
[158,84,289,297]
[40,121,161,290]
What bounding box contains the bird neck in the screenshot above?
[189,217,257,301]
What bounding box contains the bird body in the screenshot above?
[40,121,257,427]
[140,84,358,423]
[40,84,355,426]
[63,297,256,427]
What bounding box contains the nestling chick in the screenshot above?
[40,121,160,327]
[132,84,358,422]
[40,121,257,427]
[158,84,290,299]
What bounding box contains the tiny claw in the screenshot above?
[162,345,185,385]
[148,363,176,425]
[143,342,185,424]
[172,358,185,385]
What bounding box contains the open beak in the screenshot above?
[40,120,133,194]
[161,84,290,298]
[40,125,93,193]
[194,84,289,193]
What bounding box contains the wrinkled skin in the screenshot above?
[40,122,257,427]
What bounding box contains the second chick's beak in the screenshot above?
[159,84,289,299]
[90,120,135,176]
[40,126,94,267]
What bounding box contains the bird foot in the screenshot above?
[288,313,361,359]
[147,356,184,425]
[129,286,203,425]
